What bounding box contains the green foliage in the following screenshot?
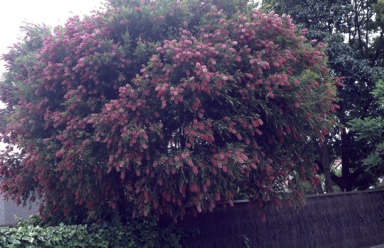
[0,224,106,248]
[262,0,352,39]
[264,0,384,192]
[0,0,338,223]
[349,117,384,142]
[373,79,384,103]
[376,0,384,26]
[0,216,188,248]
[348,79,384,188]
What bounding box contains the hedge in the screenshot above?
[0,217,194,248]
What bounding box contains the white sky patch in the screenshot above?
[0,0,106,74]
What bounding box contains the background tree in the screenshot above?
[349,79,384,189]
[0,0,338,224]
[263,0,384,192]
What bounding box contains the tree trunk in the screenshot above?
[317,142,333,193]
[331,128,356,191]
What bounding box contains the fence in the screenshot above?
[177,190,384,248]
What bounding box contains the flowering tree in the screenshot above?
[0,0,340,224]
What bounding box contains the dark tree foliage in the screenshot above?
[263,0,384,191]
[0,0,338,224]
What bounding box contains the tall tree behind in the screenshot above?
[263,0,384,191]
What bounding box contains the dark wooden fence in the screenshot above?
[176,190,384,248]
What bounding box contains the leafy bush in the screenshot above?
[0,216,189,248]
[0,224,105,248]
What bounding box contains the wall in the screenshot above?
[0,197,39,226]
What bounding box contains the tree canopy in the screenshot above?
[0,0,339,224]
[263,0,384,192]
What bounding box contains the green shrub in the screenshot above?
[0,223,105,248]
[0,216,192,248]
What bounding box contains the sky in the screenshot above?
[0,0,107,109]
[0,0,106,74]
